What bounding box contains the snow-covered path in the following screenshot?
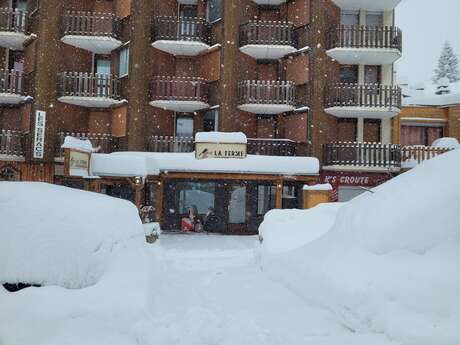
[145,234,395,345]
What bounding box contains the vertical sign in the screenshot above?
[33,110,46,159]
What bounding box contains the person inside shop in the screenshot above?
[181,205,203,232]
[204,207,223,233]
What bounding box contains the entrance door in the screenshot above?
[225,183,247,234]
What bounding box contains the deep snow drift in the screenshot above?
[261,149,460,345]
[0,182,145,288]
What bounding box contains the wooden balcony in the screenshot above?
[55,132,114,159]
[401,146,451,167]
[149,76,209,112]
[57,72,121,108]
[145,135,305,156]
[330,0,401,11]
[325,83,401,119]
[251,0,287,4]
[61,11,122,54]
[0,130,25,159]
[323,142,401,172]
[326,25,402,64]
[238,80,296,115]
[0,8,30,50]
[151,16,210,56]
[0,69,28,104]
[239,21,297,59]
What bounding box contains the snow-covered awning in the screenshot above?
[61,136,95,153]
[195,131,248,144]
[112,152,319,176]
[90,153,160,178]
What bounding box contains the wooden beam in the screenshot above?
[275,180,283,209]
[160,172,318,183]
[155,181,164,224]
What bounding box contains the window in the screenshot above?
[176,116,194,137]
[257,185,276,215]
[118,47,129,77]
[340,65,358,84]
[366,11,384,27]
[176,182,216,214]
[401,125,444,146]
[341,10,359,26]
[204,107,219,132]
[364,65,381,84]
[95,57,111,75]
[207,0,222,23]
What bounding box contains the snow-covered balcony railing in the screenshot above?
[57,72,121,108]
[251,0,287,5]
[151,16,211,56]
[239,20,297,59]
[0,8,30,50]
[0,69,29,104]
[55,132,114,159]
[61,11,122,54]
[324,83,401,119]
[149,76,209,112]
[0,130,25,158]
[323,142,402,171]
[401,146,451,166]
[238,80,296,115]
[326,25,402,65]
[146,135,194,153]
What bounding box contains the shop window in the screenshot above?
[101,183,135,203]
[228,185,246,224]
[257,185,276,215]
[340,65,358,84]
[206,0,222,23]
[341,10,359,26]
[203,107,219,132]
[118,46,129,77]
[364,65,381,84]
[55,177,85,190]
[401,125,444,146]
[366,11,384,27]
[282,185,299,209]
[176,116,194,137]
[176,182,216,214]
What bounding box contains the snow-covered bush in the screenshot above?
[0,182,145,289]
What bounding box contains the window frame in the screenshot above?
[206,0,223,24]
[118,46,129,78]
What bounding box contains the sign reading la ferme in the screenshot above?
[64,149,90,177]
[195,142,247,160]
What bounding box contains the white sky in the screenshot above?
[395,0,460,85]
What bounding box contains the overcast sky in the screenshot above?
[395,0,460,85]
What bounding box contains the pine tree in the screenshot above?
[433,41,460,83]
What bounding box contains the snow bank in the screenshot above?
[195,131,247,144]
[261,149,460,344]
[259,203,343,254]
[91,153,160,177]
[61,136,94,153]
[0,182,145,288]
[432,137,460,149]
[114,152,320,175]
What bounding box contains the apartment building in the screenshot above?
[0,0,403,204]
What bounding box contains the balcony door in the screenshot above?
[178,5,198,40]
[341,10,359,26]
[95,57,111,97]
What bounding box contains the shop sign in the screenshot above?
[321,172,390,187]
[195,142,247,159]
[65,150,90,177]
[33,110,46,159]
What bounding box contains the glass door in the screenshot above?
[178,5,198,40]
[224,183,247,233]
[95,58,111,97]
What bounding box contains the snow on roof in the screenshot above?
[61,136,95,153]
[195,131,247,144]
[431,137,460,149]
[113,152,319,176]
[303,183,333,191]
[90,153,160,178]
[402,80,460,107]
[0,182,144,288]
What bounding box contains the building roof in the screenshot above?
[402,81,460,107]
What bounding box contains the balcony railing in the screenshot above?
[238,80,296,106]
[401,145,451,165]
[145,135,305,156]
[152,16,210,43]
[0,8,28,33]
[58,72,120,99]
[325,83,401,109]
[0,69,26,95]
[0,130,25,157]
[150,76,208,103]
[240,21,297,47]
[327,25,402,51]
[62,11,121,39]
[55,132,114,158]
[323,142,402,170]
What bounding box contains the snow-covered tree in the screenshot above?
[433,41,460,83]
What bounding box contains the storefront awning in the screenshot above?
[91,153,160,178]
